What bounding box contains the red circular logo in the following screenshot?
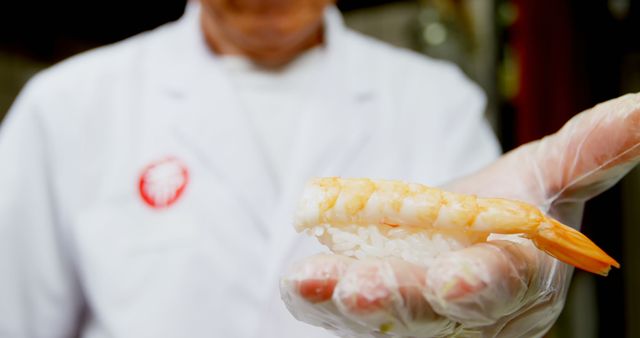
[139,157,189,209]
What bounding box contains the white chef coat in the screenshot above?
[218,47,327,186]
[0,3,500,338]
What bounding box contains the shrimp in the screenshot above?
[295,177,620,276]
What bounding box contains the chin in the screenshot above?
[239,33,319,67]
[246,50,298,68]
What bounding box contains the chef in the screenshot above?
[0,0,502,337]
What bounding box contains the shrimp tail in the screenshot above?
[529,218,620,276]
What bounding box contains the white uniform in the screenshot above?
[0,4,500,338]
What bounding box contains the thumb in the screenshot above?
[446,93,640,208]
[533,92,640,202]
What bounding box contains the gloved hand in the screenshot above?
[280,93,640,337]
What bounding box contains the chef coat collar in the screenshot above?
[154,2,375,99]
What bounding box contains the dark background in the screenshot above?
[0,0,403,61]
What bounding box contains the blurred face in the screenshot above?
[200,0,334,66]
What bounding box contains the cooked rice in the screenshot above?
[306,224,475,266]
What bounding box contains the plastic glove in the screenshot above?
[280,93,640,337]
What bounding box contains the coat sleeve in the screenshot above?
[397,60,502,185]
[0,80,84,337]
[435,73,502,181]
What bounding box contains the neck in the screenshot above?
[199,8,325,68]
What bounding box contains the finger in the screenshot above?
[424,238,540,327]
[283,253,354,303]
[333,258,456,337]
[487,262,572,338]
[281,254,367,333]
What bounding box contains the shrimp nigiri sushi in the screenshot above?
[295,177,619,276]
